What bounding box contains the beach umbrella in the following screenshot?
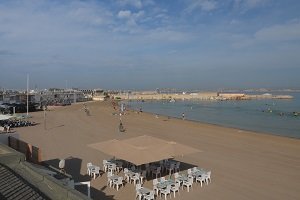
[122,135,167,148]
[0,114,13,121]
[88,139,129,159]
[123,135,201,157]
[118,145,172,166]
[88,135,201,166]
[88,138,172,166]
[161,141,202,157]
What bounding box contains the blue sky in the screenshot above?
[0,0,300,90]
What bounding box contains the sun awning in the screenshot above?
[88,135,201,166]
[0,114,13,121]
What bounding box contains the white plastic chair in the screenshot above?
[182,176,193,192]
[159,160,165,172]
[152,167,161,178]
[59,159,65,173]
[145,163,150,176]
[131,173,140,185]
[108,163,117,173]
[153,178,159,195]
[196,175,206,187]
[102,160,108,172]
[112,177,124,191]
[123,168,130,182]
[116,161,123,173]
[135,184,142,200]
[160,185,171,200]
[91,166,100,179]
[174,172,182,185]
[192,167,198,172]
[87,162,93,175]
[167,163,175,176]
[175,162,180,172]
[131,165,136,171]
[174,172,180,179]
[107,171,113,187]
[204,171,211,184]
[143,191,155,200]
[140,170,147,184]
[170,182,180,198]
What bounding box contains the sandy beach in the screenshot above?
[13,101,300,200]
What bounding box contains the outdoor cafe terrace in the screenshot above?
[86,135,211,200]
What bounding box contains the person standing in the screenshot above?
[182,112,185,120]
[119,121,125,132]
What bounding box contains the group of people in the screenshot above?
[0,124,11,133]
[0,119,36,133]
[0,119,34,128]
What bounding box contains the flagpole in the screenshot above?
[27,74,29,116]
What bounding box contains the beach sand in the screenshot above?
[14,101,300,200]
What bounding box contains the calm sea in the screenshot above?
[126,92,300,139]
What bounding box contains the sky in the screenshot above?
[0,0,300,90]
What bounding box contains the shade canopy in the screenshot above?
[88,139,129,158]
[0,114,13,121]
[88,135,201,166]
[122,135,167,148]
[161,141,201,157]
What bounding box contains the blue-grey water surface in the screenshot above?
[126,93,300,139]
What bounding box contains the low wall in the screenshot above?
[0,144,90,200]
[8,136,42,163]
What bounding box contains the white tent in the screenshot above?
[0,114,13,121]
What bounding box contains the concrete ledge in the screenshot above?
[43,175,69,200]
[0,144,90,200]
[0,144,25,167]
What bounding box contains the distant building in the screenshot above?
[218,93,245,100]
[0,88,91,113]
[41,89,87,105]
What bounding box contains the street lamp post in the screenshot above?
[27,74,29,116]
[44,108,47,130]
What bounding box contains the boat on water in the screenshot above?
[169,99,176,103]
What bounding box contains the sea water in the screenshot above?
[126,92,300,139]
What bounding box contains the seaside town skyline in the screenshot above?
[1,0,300,90]
[1,1,300,197]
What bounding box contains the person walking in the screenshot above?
[182,112,185,120]
[119,121,125,132]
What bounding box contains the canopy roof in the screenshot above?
[88,135,202,165]
[0,114,13,121]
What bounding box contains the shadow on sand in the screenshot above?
[43,157,114,200]
[46,124,65,130]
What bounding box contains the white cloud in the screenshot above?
[229,19,240,25]
[117,0,143,8]
[245,0,268,8]
[117,10,144,26]
[67,4,113,26]
[234,0,269,11]
[145,28,191,42]
[255,21,300,41]
[1,0,299,89]
[184,0,217,13]
[118,10,132,18]
[230,20,300,48]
